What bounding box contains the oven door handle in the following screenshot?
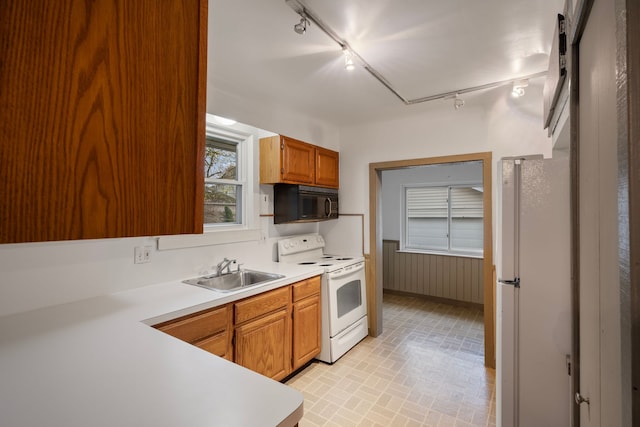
[329,262,364,279]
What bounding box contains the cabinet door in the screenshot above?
[315,147,339,188]
[235,309,291,381]
[0,0,206,243]
[196,332,230,360]
[292,294,321,370]
[157,305,228,343]
[281,137,315,184]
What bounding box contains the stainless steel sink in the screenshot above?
[183,270,285,292]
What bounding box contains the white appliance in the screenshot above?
[278,234,368,363]
[496,156,572,427]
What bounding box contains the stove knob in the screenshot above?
[283,243,290,249]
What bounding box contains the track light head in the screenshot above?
[342,47,355,71]
[511,79,529,97]
[294,17,309,34]
[443,93,465,110]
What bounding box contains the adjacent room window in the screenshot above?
[204,137,243,226]
[403,184,483,256]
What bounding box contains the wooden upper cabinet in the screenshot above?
[0,0,207,243]
[315,147,340,188]
[281,136,316,184]
[260,135,339,188]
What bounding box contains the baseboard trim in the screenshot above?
[383,289,484,311]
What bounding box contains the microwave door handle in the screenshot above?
[325,198,331,217]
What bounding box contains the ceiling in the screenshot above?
[208,0,564,126]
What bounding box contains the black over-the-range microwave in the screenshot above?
[273,184,338,224]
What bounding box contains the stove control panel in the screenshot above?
[277,234,325,257]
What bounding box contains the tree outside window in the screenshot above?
[204,138,242,224]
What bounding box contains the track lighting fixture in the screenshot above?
[342,47,355,71]
[444,93,465,110]
[285,0,545,105]
[293,16,309,34]
[511,79,529,97]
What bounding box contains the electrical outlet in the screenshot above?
[260,194,270,214]
[134,246,151,264]
[143,245,152,262]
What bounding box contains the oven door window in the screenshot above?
[337,279,363,318]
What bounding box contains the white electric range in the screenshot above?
[278,234,368,363]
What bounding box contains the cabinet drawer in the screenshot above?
[292,276,321,302]
[157,305,228,343]
[195,332,228,358]
[235,287,290,324]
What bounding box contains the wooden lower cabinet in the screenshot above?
[195,332,230,360]
[292,294,321,370]
[234,309,291,381]
[291,276,322,370]
[155,305,232,361]
[154,276,322,380]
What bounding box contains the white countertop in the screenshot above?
[0,262,324,427]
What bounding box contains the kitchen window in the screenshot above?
[401,184,483,256]
[204,137,242,226]
[157,117,261,250]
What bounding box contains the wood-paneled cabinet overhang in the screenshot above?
[0,0,207,243]
[259,135,339,189]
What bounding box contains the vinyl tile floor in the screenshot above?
[286,292,496,427]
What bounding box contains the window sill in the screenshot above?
[396,249,483,259]
[157,227,261,251]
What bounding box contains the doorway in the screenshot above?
[368,152,495,368]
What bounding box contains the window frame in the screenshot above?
[156,118,261,250]
[203,135,244,229]
[400,182,484,258]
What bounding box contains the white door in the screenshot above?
[578,0,620,424]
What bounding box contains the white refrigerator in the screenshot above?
[496,156,572,427]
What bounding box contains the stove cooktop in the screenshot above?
[277,234,363,272]
[293,255,360,272]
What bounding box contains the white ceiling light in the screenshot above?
[511,79,529,97]
[343,47,355,71]
[293,16,309,34]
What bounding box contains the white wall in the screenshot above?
[0,70,551,317]
[338,77,553,252]
[0,93,339,317]
[381,162,483,241]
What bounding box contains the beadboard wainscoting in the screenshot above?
[382,240,484,305]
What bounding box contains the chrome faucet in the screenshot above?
[216,258,236,275]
